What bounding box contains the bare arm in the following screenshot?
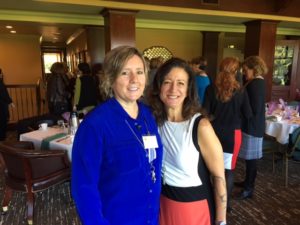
[198,118,227,224]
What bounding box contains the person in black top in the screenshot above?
[47,62,71,116]
[203,57,252,212]
[73,62,100,115]
[0,69,14,141]
[235,56,268,200]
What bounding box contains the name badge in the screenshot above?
[142,135,158,149]
[142,135,158,163]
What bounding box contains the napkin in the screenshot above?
[40,133,67,150]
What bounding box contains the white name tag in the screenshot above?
[142,135,158,163]
[142,135,158,149]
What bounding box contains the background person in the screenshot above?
[191,56,211,104]
[148,57,164,86]
[73,62,100,115]
[71,46,163,225]
[0,68,14,141]
[46,62,71,116]
[203,57,252,212]
[143,56,164,104]
[148,57,227,225]
[235,56,268,200]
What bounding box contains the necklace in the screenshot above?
[125,119,156,183]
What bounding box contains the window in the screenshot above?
[143,46,173,62]
[42,52,62,74]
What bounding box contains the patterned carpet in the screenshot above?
[229,155,300,225]
[0,131,300,225]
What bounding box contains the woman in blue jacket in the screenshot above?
[71,46,163,225]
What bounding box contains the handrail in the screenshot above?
[6,81,47,123]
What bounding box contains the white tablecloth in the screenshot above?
[19,127,73,161]
[265,120,300,144]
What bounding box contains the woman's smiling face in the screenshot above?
[112,54,146,105]
[159,67,188,110]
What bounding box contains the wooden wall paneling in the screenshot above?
[119,0,300,17]
[202,31,220,82]
[271,86,290,101]
[85,26,105,65]
[101,8,137,53]
[296,41,300,99]
[244,20,278,102]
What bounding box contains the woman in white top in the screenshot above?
[147,57,227,225]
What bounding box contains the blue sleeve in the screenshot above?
[71,120,110,225]
[197,77,210,104]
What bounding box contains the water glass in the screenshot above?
[57,120,65,129]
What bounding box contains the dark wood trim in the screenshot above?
[101,8,138,52]
[244,20,278,102]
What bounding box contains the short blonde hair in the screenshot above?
[242,56,268,77]
[100,46,148,100]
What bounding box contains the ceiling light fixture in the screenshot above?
[228,45,235,49]
[10,30,16,34]
[6,25,13,29]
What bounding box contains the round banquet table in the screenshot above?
[265,119,300,145]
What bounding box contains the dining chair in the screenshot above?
[285,127,300,187]
[0,141,71,225]
[286,101,299,108]
[263,134,279,173]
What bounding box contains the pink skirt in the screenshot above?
[159,195,211,225]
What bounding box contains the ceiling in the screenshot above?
[1,0,300,44]
[0,0,101,43]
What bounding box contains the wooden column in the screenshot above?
[101,8,137,53]
[85,26,105,65]
[202,31,220,82]
[244,20,278,101]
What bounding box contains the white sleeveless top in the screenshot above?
[159,113,202,187]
